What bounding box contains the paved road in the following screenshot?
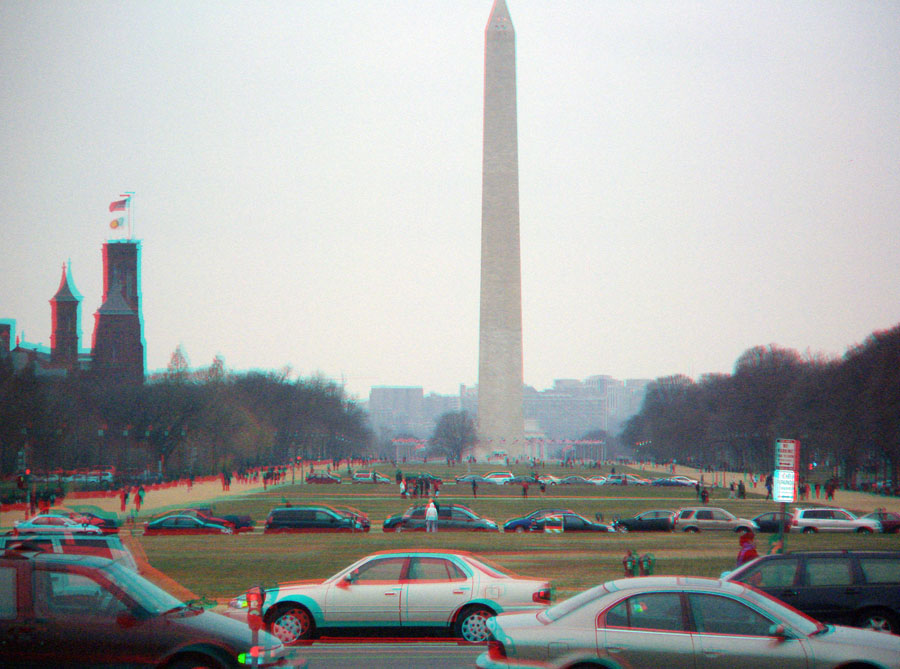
[294,642,482,669]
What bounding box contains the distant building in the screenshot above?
[3,241,145,384]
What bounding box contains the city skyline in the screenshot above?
[2,1,898,400]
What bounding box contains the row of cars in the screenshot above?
[307,469,693,486]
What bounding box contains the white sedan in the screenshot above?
[227,550,551,645]
[12,514,102,535]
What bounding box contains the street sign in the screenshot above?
[775,439,799,472]
[773,469,796,503]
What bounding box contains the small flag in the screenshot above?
[109,217,125,229]
[109,198,129,212]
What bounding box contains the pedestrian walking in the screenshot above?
[471,479,478,498]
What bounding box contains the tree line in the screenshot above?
[0,347,371,479]
[620,325,900,488]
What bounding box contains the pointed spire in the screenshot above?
[96,275,135,315]
[51,262,80,302]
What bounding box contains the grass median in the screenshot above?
[134,470,897,602]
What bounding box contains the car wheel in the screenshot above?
[802,527,817,534]
[855,608,899,634]
[683,527,699,533]
[267,604,314,644]
[455,606,494,644]
[734,526,752,533]
[515,526,525,533]
[616,525,628,533]
[855,527,873,534]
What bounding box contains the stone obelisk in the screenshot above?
[477,0,525,459]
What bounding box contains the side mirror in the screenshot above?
[768,624,796,640]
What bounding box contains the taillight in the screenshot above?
[792,518,798,525]
[533,588,551,604]
[488,639,507,660]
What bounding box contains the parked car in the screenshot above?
[586,475,607,485]
[604,473,650,485]
[672,506,758,533]
[476,576,900,669]
[184,505,255,533]
[455,473,488,485]
[505,475,538,485]
[382,502,498,532]
[789,507,879,533]
[143,514,233,535]
[613,509,676,532]
[482,471,515,485]
[11,514,102,535]
[723,550,900,633]
[537,474,561,486]
[1,548,305,668]
[556,475,590,485]
[351,471,392,483]
[752,511,791,533]
[226,549,551,644]
[651,476,696,486]
[53,508,121,534]
[861,510,900,533]
[305,471,341,484]
[503,508,575,533]
[264,505,370,533]
[0,532,138,571]
[528,512,615,533]
[147,507,236,532]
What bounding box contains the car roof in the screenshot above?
[1,550,116,569]
[605,575,742,594]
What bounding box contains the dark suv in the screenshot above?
[264,505,370,533]
[723,550,900,633]
[0,547,305,667]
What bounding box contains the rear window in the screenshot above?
[859,557,900,584]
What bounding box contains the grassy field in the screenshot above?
[134,465,898,602]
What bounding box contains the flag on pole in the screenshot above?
[109,217,125,229]
[109,198,129,212]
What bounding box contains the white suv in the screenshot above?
[790,507,879,533]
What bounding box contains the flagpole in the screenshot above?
[121,191,135,240]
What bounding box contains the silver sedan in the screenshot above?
[477,576,900,669]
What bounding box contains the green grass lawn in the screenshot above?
[135,465,898,602]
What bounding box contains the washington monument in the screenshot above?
[477,0,525,458]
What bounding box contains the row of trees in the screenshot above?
[0,347,371,479]
[621,325,900,486]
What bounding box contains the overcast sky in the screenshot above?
[2,0,898,400]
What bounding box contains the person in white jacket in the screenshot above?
[425,498,438,533]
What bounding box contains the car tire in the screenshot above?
[267,603,315,645]
[855,527,873,534]
[515,526,525,533]
[856,608,899,634]
[455,605,494,644]
[683,527,699,533]
[802,527,817,534]
[734,526,752,533]
[616,525,628,533]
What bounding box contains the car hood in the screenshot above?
[166,607,282,648]
[809,624,900,653]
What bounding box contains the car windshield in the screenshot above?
[101,561,184,614]
[542,584,611,622]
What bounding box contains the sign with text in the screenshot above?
[773,469,796,503]
[775,438,799,472]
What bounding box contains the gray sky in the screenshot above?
[2,0,898,400]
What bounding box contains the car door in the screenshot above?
[601,592,696,668]
[324,556,406,625]
[563,514,589,532]
[688,593,808,668]
[28,565,151,667]
[402,508,426,531]
[402,556,471,625]
[795,556,856,625]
